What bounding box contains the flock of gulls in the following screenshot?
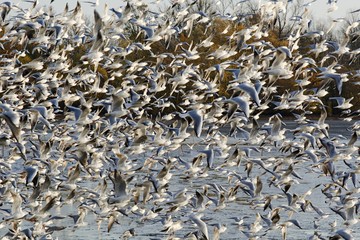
[0,0,360,239]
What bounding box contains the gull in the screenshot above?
[198,34,214,48]
[0,109,21,143]
[199,149,215,169]
[212,223,227,240]
[9,190,27,219]
[278,219,303,240]
[110,8,123,19]
[350,9,360,14]
[177,156,202,177]
[166,187,192,211]
[309,201,329,219]
[107,209,124,232]
[347,131,357,147]
[0,1,11,22]
[154,160,173,187]
[319,138,337,158]
[302,149,319,163]
[309,39,328,57]
[138,207,160,222]
[316,105,330,137]
[236,177,256,198]
[179,109,204,138]
[120,228,135,239]
[327,1,338,13]
[251,159,280,178]
[21,60,44,71]
[66,105,83,123]
[296,132,317,149]
[220,148,243,168]
[29,105,52,131]
[190,190,207,211]
[107,93,128,124]
[207,189,226,210]
[303,0,317,7]
[263,114,286,145]
[183,11,205,37]
[160,215,183,234]
[0,133,10,157]
[189,213,209,240]
[242,212,263,237]
[93,9,103,36]
[84,0,99,7]
[65,163,81,190]
[138,24,162,43]
[179,41,200,60]
[224,96,250,119]
[330,201,358,226]
[84,35,105,71]
[24,166,39,186]
[69,206,88,227]
[108,170,130,206]
[237,82,260,106]
[325,34,350,55]
[329,97,353,110]
[134,181,152,204]
[1,0,360,239]
[334,229,354,240]
[254,176,263,198]
[207,45,237,60]
[168,66,192,96]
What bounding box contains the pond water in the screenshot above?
[0,119,358,240]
